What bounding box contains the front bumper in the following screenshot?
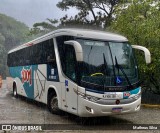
[78,96,141,117]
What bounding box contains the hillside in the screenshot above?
[0,13,30,77]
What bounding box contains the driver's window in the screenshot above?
[64,45,77,82]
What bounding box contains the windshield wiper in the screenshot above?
[108,45,117,86]
[115,56,133,88]
[103,53,108,76]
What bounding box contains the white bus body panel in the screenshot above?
[78,95,141,117]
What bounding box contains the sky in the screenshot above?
[0,0,77,27]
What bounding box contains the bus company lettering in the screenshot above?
[21,67,32,85]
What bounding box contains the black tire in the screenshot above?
[13,84,18,98]
[48,93,59,114]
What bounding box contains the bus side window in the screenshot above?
[47,54,55,62]
[46,39,56,66]
[64,45,77,82]
[56,36,77,82]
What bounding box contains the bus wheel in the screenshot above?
[13,84,18,98]
[48,93,59,114]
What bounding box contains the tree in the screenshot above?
[30,0,129,35]
[0,33,6,77]
[57,0,126,28]
[29,19,58,37]
[0,13,29,51]
[0,33,5,44]
[0,13,30,77]
[111,0,160,93]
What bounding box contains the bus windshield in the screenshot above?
[76,39,138,89]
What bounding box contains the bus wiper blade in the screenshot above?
[87,46,93,63]
[103,53,108,75]
[108,45,116,86]
[102,53,108,88]
[115,56,133,88]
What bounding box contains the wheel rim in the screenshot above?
[50,97,58,111]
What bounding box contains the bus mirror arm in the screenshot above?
[64,41,83,62]
[131,45,151,64]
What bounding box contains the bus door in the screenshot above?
[61,45,78,115]
[63,79,78,115]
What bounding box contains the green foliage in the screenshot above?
[0,13,29,77]
[0,13,29,51]
[111,0,160,93]
[30,0,130,34]
[29,19,58,37]
[0,33,5,44]
[57,0,125,28]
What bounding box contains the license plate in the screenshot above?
[112,108,122,113]
[103,92,116,99]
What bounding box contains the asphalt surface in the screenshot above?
[0,80,160,133]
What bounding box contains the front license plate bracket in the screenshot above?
[112,107,122,113]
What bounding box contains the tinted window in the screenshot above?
[7,39,55,66]
[56,36,77,82]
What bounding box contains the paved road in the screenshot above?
[0,81,160,132]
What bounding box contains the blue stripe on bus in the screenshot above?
[123,87,140,99]
[9,65,38,99]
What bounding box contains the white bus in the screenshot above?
[7,28,151,117]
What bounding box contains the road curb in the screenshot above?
[141,104,160,108]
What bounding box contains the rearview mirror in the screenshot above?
[64,40,83,62]
[132,45,151,64]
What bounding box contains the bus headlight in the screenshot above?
[73,88,100,102]
[85,95,100,102]
[130,89,141,100]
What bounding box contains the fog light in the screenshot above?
[86,106,94,114]
[136,104,140,110]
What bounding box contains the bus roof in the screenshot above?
[8,28,128,54]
